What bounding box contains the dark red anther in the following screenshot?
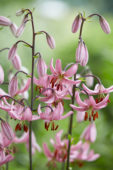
[95,98,99,103]
[92,110,94,116]
[57,84,60,91]
[23,124,28,132]
[93,114,96,121]
[15,123,21,131]
[95,112,98,118]
[45,122,50,131]
[84,112,88,121]
[107,99,110,103]
[55,125,59,130]
[54,149,58,157]
[51,122,55,131]
[35,86,38,91]
[89,115,91,121]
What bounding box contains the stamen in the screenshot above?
[84,112,88,121]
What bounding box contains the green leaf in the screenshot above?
[23,44,31,48]
[26,74,32,78]
[33,55,39,59]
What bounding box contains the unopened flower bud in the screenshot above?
[8,76,18,97]
[12,54,21,70]
[16,15,28,38]
[72,14,81,33]
[1,120,14,140]
[0,65,4,84]
[76,40,88,66]
[10,23,18,37]
[0,16,12,26]
[99,16,111,34]
[8,43,17,60]
[46,33,55,49]
[37,56,47,78]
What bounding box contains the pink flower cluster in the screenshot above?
[0,9,112,169]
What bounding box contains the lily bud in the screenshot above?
[8,43,17,60]
[16,15,28,38]
[1,120,14,140]
[99,16,111,34]
[37,56,47,78]
[12,54,22,70]
[0,65,4,84]
[10,23,18,37]
[0,16,12,26]
[46,33,55,49]
[72,14,81,33]
[76,40,88,66]
[8,76,18,97]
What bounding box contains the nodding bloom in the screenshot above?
[46,33,56,49]
[0,65,4,84]
[76,40,88,66]
[0,129,14,166]
[76,111,85,122]
[99,16,111,34]
[8,76,18,97]
[14,131,41,155]
[70,141,100,163]
[37,56,47,78]
[0,16,12,26]
[70,91,109,121]
[8,43,17,60]
[43,130,99,167]
[34,102,73,131]
[80,123,96,143]
[82,83,113,95]
[72,14,82,33]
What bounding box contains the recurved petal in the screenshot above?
[64,64,78,77]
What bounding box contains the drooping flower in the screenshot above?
[70,91,109,121]
[11,54,22,70]
[46,33,56,49]
[14,131,41,154]
[33,102,73,131]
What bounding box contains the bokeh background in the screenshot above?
[0,0,113,169]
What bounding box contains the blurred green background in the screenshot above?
[0,0,113,170]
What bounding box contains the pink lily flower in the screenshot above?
[0,150,14,166]
[50,58,80,88]
[34,102,73,130]
[14,131,41,154]
[10,23,18,37]
[80,123,97,143]
[70,142,100,163]
[70,91,109,121]
[82,83,113,95]
[76,111,85,122]
[8,43,17,60]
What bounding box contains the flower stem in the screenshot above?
[66,15,85,170]
[29,10,35,170]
